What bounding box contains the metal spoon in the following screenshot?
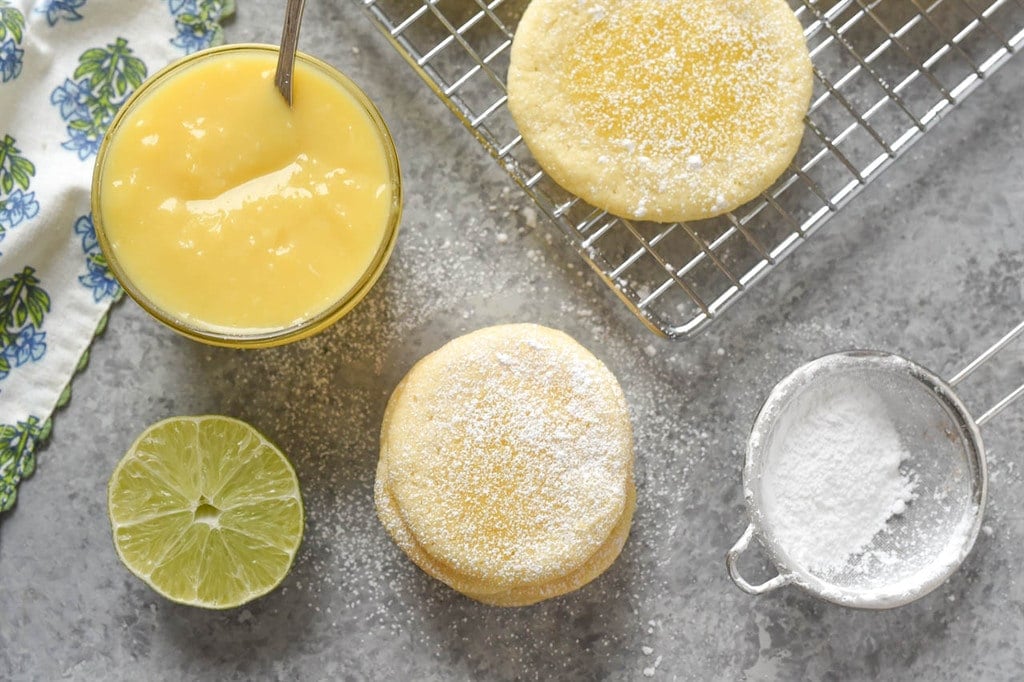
[274,0,308,105]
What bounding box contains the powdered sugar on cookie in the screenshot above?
[507,0,813,222]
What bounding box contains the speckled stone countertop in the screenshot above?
[2,2,1022,680]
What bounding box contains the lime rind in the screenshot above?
[108,415,304,610]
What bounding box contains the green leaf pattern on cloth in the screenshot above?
[170,0,235,54]
[0,134,35,196]
[0,1,26,82]
[0,264,51,512]
[0,134,39,242]
[0,2,25,43]
[0,265,51,378]
[0,415,46,512]
[0,0,235,517]
[54,38,148,160]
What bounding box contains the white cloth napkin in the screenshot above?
[0,0,235,513]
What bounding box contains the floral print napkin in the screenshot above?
[0,0,235,514]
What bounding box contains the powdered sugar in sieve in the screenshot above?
[726,324,1024,609]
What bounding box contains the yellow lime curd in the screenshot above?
[94,45,401,346]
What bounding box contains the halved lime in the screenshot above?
[107,415,304,609]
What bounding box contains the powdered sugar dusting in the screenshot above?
[556,0,808,218]
[381,325,633,588]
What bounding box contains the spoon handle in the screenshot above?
[275,0,308,106]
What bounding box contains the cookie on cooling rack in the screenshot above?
[506,0,813,223]
[374,324,635,606]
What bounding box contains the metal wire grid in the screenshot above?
[356,0,1024,338]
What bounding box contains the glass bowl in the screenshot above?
[91,43,402,348]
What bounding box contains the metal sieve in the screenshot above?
[726,321,1024,609]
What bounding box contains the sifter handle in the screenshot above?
[948,320,1024,427]
[726,524,792,595]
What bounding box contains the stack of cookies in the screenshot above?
[375,324,636,606]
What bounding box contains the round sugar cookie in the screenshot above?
[506,0,813,222]
[375,324,635,606]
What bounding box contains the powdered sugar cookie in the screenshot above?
[507,0,813,222]
[375,324,635,606]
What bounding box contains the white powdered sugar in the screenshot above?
[761,386,917,574]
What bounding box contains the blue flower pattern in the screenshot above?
[0,135,38,241]
[74,214,119,302]
[61,111,109,159]
[50,77,91,120]
[170,0,234,54]
[0,189,39,231]
[35,0,87,26]
[8,325,45,366]
[0,266,50,382]
[51,37,147,161]
[0,37,21,82]
[0,1,233,514]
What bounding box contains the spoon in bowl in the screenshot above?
[274,0,308,105]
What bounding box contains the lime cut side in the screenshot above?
[107,415,304,609]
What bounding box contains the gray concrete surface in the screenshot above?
[2,1,1023,680]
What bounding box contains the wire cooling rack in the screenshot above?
[356,0,1024,338]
